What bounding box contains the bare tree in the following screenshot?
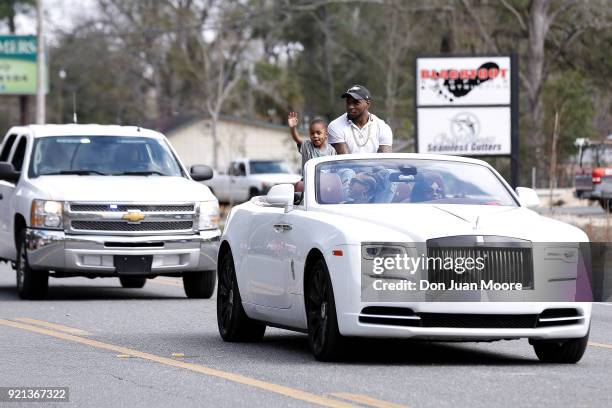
[171,0,253,169]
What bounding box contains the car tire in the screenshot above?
[119,277,147,288]
[599,199,611,212]
[183,270,216,299]
[217,250,266,342]
[16,230,49,300]
[305,258,344,361]
[248,188,260,199]
[531,332,589,364]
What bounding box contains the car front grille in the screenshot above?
[427,236,534,289]
[71,220,193,232]
[419,313,538,329]
[358,307,542,329]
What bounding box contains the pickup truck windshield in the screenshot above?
[29,136,184,177]
[249,160,292,174]
[579,145,612,168]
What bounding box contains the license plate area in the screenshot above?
[114,255,153,275]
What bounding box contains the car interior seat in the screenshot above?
[318,172,343,204]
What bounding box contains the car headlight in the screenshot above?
[31,200,64,229]
[199,201,220,230]
[362,244,408,260]
[362,243,419,279]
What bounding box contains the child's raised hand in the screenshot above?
[288,112,298,129]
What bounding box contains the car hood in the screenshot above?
[27,176,215,202]
[315,204,587,243]
[249,173,302,184]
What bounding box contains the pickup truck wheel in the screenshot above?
[599,200,612,212]
[532,332,589,364]
[305,258,344,361]
[119,277,147,288]
[248,188,260,199]
[16,230,49,300]
[183,270,216,299]
[217,251,266,341]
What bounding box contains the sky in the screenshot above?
[12,0,98,42]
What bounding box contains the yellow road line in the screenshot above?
[330,393,409,408]
[13,317,91,336]
[589,342,612,350]
[150,278,183,287]
[0,319,356,408]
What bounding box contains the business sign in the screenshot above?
[0,35,40,95]
[417,107,511,155]
[416,56,511,106]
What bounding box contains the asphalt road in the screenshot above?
[1,263,611,408]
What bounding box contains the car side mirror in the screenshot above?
[516,187,540,207]
[190,164,214,181]
[0,162,20,183]
[266,184,295,211]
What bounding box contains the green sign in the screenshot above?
[0,35,43,95]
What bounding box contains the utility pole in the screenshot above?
[36,0,46,124]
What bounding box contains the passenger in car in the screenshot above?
[288,112,336,183]
[346,173,378,203]
[410,173,446,202]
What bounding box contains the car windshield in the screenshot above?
[249,160,292,174]
[315,159,517,206]
[29,136,184,177]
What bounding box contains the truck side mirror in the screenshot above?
[190,164,214,181]
[0,162,20,184]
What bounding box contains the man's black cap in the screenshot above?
[341,84,372,102]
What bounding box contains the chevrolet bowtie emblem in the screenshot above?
[122,211,145,223]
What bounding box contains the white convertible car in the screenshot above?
[216,154,591,362]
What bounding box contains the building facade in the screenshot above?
[165,116,299,172]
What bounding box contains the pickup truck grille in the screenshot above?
[69,204,195,212]
[71,220,193,232]
[66,202,197,235]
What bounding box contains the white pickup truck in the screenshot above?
[203,158,300,203]
[0,124,220,299]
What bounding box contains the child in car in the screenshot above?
[288,112,336,177]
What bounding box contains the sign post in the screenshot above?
[414,54,519,187]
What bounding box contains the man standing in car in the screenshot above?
[328,84,393,154]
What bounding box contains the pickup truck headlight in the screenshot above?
[31,200,64,229]
[199,201,220,230]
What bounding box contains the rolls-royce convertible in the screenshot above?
[216,154,591,362]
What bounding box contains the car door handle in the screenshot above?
[273,223,292,232]
[0,193,3,200]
